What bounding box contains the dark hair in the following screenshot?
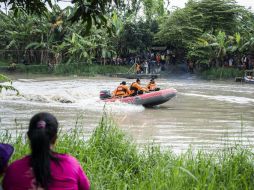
[136,78,140,82]
[27,112,59,189]
[121,81,126,85]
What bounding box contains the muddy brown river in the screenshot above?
[1,75,254,153]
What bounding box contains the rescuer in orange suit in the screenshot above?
[146,78,160,91]
[130,78,149,96]
[112,81,131,97]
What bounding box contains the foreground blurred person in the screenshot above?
[3,112,90,190]
[0,143,14,190]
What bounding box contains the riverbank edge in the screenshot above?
[0,62,131,77]
[3,114,254,189]
[0,60,245,80]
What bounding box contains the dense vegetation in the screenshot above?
[0,0,254,77]
[156,0,254,68]
[0,74,19,94]
[3,115,254,189]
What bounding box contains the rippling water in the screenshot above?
[1,75,254,153]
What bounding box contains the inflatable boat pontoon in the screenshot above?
[100,88,177,107]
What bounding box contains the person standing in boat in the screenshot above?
[146,78,160,91]
[130,78,149,96]
[112,81,131,97]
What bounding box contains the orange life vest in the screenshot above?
[147,82,157,91]
[114,85,130,97]
[130,82,148,95]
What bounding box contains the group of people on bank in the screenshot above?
[112,78,160,98]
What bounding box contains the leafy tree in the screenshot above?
[143,0,165,21]
[187,0,241,34]
[0,0,121,31]
[155,7,202,50]
[156,0,250,68]
[188,31,246,68]
[117,21,153,56]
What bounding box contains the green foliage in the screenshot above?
[0,74,19,94]
[155,7,202,48]
[54,63,130,76]
[201,67,244,80]
[187,0,241,34]
[0,59,130,75]
[3,114,254,189]
[143,0,165,21]
[156,0,253,69]
[240,37,254,53]
[117,21,153,56]
[0,0,120,32]
[0,7,118,64]
[1,0,254,73]
[188,31,231,66]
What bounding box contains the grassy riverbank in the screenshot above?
[0,61,130,76]
[201,67,244,80]
[2,115,254,189]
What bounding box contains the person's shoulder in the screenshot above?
[57,154,83,173]
[6,155,30,173]
[57,153,80,165]
[8,156,30,168]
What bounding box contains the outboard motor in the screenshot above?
[100,90,111,100]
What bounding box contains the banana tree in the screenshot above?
[240,37,254,53]
[193,31,232,67]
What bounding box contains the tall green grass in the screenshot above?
[201,67,244,80]
[2,114,254,189]
[0,63,50,74]
[0,60,130,76]
[54,63,130,76]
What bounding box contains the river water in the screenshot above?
[1,75,254,153]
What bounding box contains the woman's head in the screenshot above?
[28,112,58,145]
[27,112,59,189]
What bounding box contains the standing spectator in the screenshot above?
[135,63,141,74]
[161,54,165,64]
[172,54,176,65]
[151,52,154,60]
[154,60,161,73]
[149,60,156,74]
[228,57,233,67]
[188,60,194,74]
[156,53,161,64]
[143,61,149,74]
